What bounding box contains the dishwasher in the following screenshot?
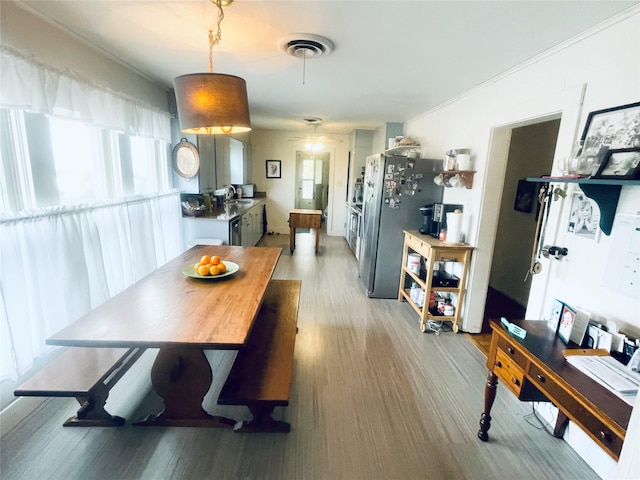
[229,217,241,246]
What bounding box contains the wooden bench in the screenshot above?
[218,279,301,433]
[14,347,145,427]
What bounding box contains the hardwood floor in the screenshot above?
[466,287,527,357]
[1,231,598,480]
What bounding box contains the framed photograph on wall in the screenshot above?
[592,148,640,179]
[266,160,281,179]
[580,101,640,154]
[513,179,535,213]
[567,191,599,240]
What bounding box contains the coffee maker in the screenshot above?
[420,203,463,237]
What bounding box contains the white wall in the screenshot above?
[1,1,168,111]
[405,8,640,337]
[249,130,350,236]
[405,8,640,475]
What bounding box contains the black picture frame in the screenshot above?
[513,179,535,213]
[266,160,281,179]
[557,304,576,345]
[592,148,640,179]
[580,101,640,154]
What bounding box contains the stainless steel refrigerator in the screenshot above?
[359,153,443,298]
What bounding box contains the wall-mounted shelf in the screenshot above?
[526,177,640,235]
[385,145,421,156]
[439,170,476,189]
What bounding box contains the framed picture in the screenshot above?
[266,160,281,178]
[513,179,535,213]
[580,101,640,154]
[567,191,599,240]
[557,304,576,345]
[592,148,640,180]
[547,298,564,333]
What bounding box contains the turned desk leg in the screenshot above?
[478,370,498,441]
[314,227,320,254]
[290,226,295,253]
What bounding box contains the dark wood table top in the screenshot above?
[490,319,632,432]
[48,245,282,350]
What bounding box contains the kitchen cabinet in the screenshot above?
[240,202,264,246]
[398,230,473,334]
[182,217,232,248]
[181,198,264,249]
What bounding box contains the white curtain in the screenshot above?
[0,191,182,382]
[0,47,170,142]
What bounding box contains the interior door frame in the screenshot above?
[294,150,329,210]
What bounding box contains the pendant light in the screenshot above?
[173,0,251,135]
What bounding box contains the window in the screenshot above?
[0,109,170,214]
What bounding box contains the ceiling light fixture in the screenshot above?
[173,0,250,135]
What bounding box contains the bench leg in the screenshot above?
[63,383,125,427]
[233,403,290,433]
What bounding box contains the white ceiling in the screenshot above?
[17,0,637,134]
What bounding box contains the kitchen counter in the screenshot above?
[186,197,265,221]
[182,196,266,248]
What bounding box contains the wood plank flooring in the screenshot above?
[0,231,599,480]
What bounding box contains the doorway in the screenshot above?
[295,151,329,211]
[482,119,561,332]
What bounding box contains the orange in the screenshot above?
[201,255,211,265]
[210,255,221,265]
[217,262,227,273]
[197,264,210,276]
[209,265,221,276]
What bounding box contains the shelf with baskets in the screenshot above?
[398,230,474,334]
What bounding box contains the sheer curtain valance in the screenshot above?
[0,47,170,142]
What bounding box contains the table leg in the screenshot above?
[290,226,295,253]
[315,227,320,254]
[135,347,235,428]
[478,370,498,441]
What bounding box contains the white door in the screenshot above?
[295,152,328,210]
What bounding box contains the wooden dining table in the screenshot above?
[47,245,282,427]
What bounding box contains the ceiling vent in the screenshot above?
[278,34,334,58]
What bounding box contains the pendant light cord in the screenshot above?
[208,0,225,73]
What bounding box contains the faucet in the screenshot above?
[226,185,236,201]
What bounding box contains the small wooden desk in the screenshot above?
[478,319,632,460]
[48,245,282,427]
[289,209,322,254]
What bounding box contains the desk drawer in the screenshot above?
[528,364,624,459]
[494,349,525,397]
[497,337,527,368]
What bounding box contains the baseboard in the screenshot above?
[0,396,47,439]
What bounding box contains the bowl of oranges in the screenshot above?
[182,254,239,279]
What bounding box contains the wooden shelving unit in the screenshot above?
[398,230,474,334]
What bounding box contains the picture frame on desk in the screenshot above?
[558,304,576,344]
[547,299,564,333]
